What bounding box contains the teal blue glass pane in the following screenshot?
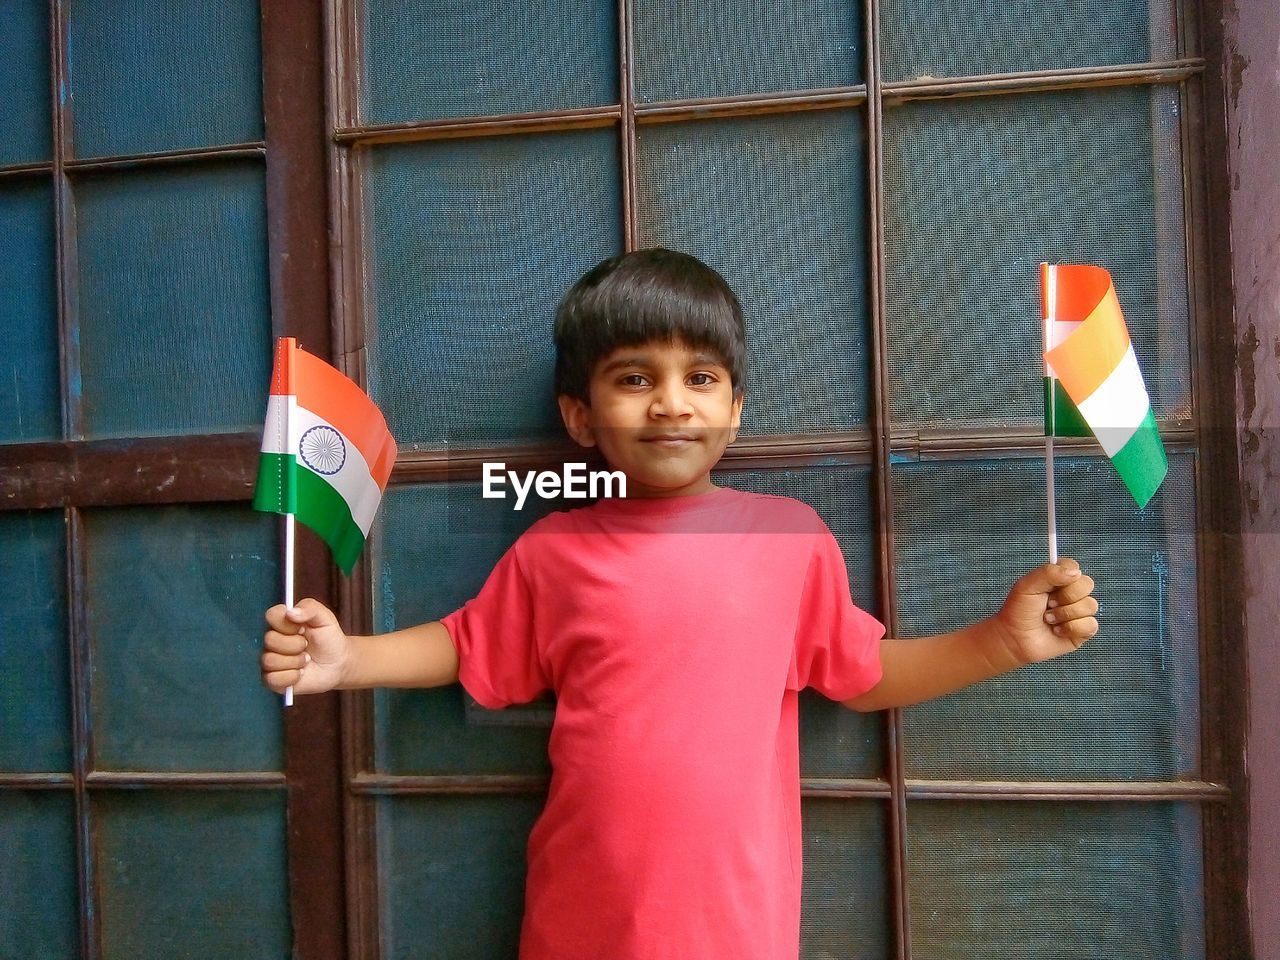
[96,790,290,959]
[800,799,889,959]
[717,466,884,778]
[882,0,1176,82]
[67,0,262,158]
[907,801,1203,959]
[883,86,1189,432]
[362,1,616,123]
[0,0,52,164]
[75,162,271,439]
[373,483,566,775]
[364,130,620,447]
[0,791,78,958]
[637,111,870,435]
[0,512,69,773]
[635,0,862,102]
[0,180,60,443]
[85,505,282,772]
[895,453,1199,781]
[378,795,542,960]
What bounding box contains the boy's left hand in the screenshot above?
[993,557,1099,666]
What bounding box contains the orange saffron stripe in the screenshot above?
[1044,283,1131,403]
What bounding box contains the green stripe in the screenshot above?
[253,452,365,574]
[1043,378,1091,437]
[1110,409,1168,509]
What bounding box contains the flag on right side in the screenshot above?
[1042,263,1168,508]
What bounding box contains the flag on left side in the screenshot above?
[253,338,397,574]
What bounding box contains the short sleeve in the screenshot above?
[790,525,886,701]
[439,538,548,708]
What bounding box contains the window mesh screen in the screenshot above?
[880,0,1177,82]
[0,0,50,165]
[95,791,290,958]
[361,0,616,124]
[0,180,60,443]
[373,483,563,775]
[906,801,1204,959]
[800,798,890,959]
[0,511,69,773]
[75,162,271,439]
[894,453,1198,781]
[0,791,78,957]
[85,505,282,773]
[637,112,871,435]
[364,131,620,448]
[633,0,862,103]
[66,0,262,157]
[378,795,542,960]
[882,85,1189,432]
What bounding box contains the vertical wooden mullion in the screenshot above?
[618,0,638,251]
[1180,0,1250,953]
[862,1,911,957]
[262,0,348,957]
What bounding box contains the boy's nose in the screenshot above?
[650,381,694,417]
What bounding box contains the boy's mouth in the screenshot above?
[641,432,699,445]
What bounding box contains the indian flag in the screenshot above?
[253,338,397,574]
[1041,263,1167,508]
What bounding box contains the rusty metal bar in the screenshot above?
[861,2,911,958]
[905,779,1230,801]
[335,106,619,146]
[84,771,287,789]
[0,161,53,179]
[881,58,1202,105]
[0,773,76,788]
[64,142,265,172]
[619,0,637,250]
[635,85,868,124]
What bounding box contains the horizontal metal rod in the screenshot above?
[64,142,266,173]
[334,106,620,145]
[348,772,1226,801]
[84,771,287,789]
[332,59,1201,147]
[0,772,76,788]
[0,161,53,180]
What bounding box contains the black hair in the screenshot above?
[554,248,747,402]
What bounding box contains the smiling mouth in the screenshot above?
[642,435,699,444]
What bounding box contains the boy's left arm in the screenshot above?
[843,558,1098,713]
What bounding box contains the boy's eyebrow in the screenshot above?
[598,352,727,374]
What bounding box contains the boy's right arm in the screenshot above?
[261,597,460,696]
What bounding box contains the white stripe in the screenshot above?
[1075,345,1152,457]
[260,395,382,535]
[1044,320,1081,376]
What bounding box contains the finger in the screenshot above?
[263,668,304,694]
[263,631,308,655]
[1014,559,1083,597]
[284,598,338,632]
[1049,573,1097,607]
[262,651,309,672]
[1044,595,1099,625]
[264,603,302,635]
[1052,616,1099,645]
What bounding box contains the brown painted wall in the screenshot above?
[1225,0,1280,955]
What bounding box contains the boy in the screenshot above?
[261,248,1099,959]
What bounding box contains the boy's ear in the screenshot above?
[728,391,744,444]
[557,394,597,448]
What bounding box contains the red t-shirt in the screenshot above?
[440,486,884,960]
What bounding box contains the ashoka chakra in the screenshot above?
[299,425,346,475]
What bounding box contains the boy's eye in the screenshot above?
[619,374,648,387]
[688,372,716,386]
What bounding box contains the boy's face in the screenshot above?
[558,338,743,498]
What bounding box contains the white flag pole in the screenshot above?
[1042,262,1059,564]
[283,512,295,707]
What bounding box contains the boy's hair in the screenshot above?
[554,248,747,402]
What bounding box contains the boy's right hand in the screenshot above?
[261,598,350,696]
